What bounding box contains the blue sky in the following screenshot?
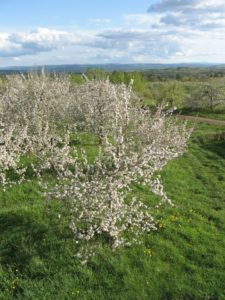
[0,0,152,30]
[1,0,225,66]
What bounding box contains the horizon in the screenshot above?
[1,0,225,67]
[1,61,225,70]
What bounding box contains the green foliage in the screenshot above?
[0,75,6,91]
[80,68,149,95]
[148,81,186,107]
[184,82,225,111]
[70,74,85,84]
[0,120,225,299]
[144,66,225,82]
[85,68,109,80]
[109,71,148,95]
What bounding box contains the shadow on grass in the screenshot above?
[0,210,79,298]
[0,210,74,263]
[0,211,58,298]
[178,108,225,116]
[202,139,225,159]
[0,212,49,271]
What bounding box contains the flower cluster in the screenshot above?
[0,122,27,186]
[0,72,75,182]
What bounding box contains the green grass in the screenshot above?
[180,109,225,121]
[0,122,225,299]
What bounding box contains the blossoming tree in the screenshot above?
[0,73,192,262]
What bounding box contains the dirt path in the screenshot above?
[175,115,225,126]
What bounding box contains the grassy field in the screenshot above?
[0,121,225,299]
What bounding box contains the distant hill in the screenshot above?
[1,63,225,74]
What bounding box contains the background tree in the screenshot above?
[184,82,225,111]
[201,83,225,111]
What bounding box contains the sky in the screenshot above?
[1,0,225,66]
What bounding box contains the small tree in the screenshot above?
[46,80,192,263]
[201,84,224,111]
[153,81,185,108]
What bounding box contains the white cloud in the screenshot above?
[12,57,21,61]
[0,28,67,57]
[88,18,112,24]
[96,29,182,58]
[123,14,161,26]
[148,0,225,31]
[0,27,183,62]
[148,0,201,13]
[0,27,95,57]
